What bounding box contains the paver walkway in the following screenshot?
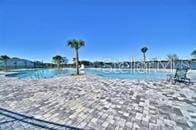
[0,75,196,130]
[0,107,81,130]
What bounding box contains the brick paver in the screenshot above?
[0,75,196,129]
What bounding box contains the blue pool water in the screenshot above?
[5,68,168,80]
[6,69,74,79]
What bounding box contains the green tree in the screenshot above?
[52,55,63,69]
[61,57,68,67]
[62,57,68,64]
[167,54,179,61]
[167,54,179,69]
[0,55,10,71]
[67,39,85,75]
[191,50,196,59]
[141,47,148,62]
[80,60,92,66]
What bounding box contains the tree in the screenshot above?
[167,54,179,69]
[141,47,148,62]
[67,39,85,75]
[62,57,68,64]
[191,50,196,59]
[151,57,159,68]
[93,61,104,68]
[52,55,63,69]
[80,60,92,66]
[0,55,10,71]
[61,57,68,67]
[167,54,179,61]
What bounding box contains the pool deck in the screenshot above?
[0,75,196,130]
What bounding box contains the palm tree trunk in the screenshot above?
[171,59,174,70]
[143,53,146,62]
[57,62,60,69]
[75,49,80,75]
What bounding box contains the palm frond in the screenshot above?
[67,39,85,49]
[141,47,148,53]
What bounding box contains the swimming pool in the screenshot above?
[5,68,168,80]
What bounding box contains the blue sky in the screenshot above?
[0,0,195,63]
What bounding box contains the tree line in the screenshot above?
[1,42,196,74]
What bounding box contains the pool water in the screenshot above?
[5,68,168,80]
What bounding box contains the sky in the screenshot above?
[0,0,195,63]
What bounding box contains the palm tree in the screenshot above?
[67,39,85,75]
[167,54,179,70]
[141,47,148,62]
[0,55,10,71]
[167,54,179,61]
[191,50,196,59]
[52,55,63,69]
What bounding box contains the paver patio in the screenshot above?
[0,75,196,130]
